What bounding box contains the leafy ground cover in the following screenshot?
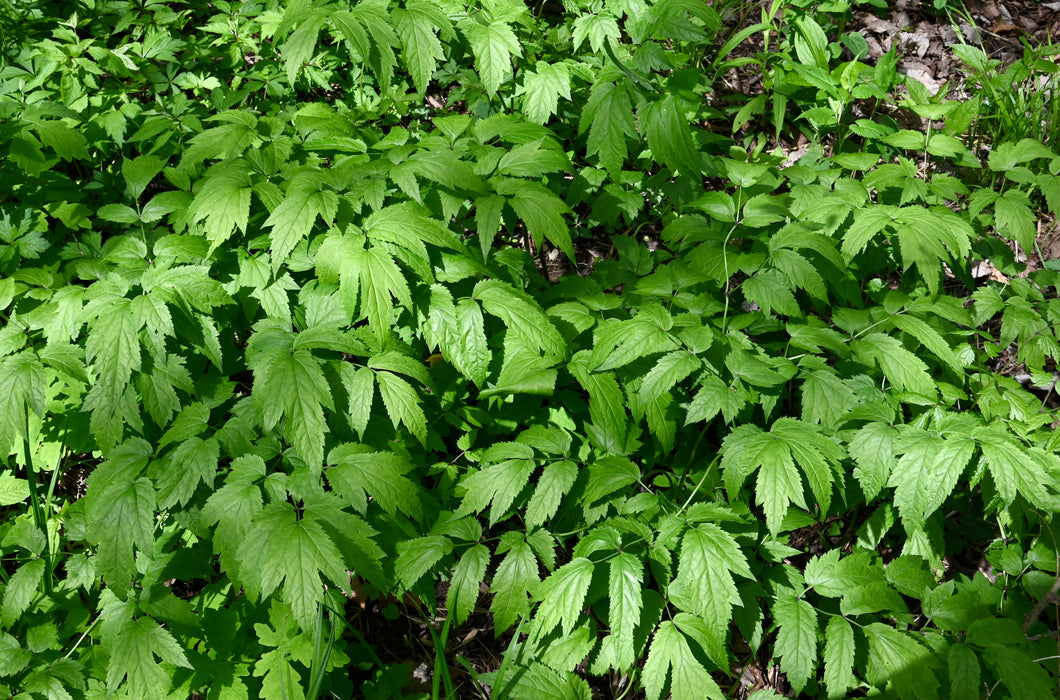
[2,0,1060,698]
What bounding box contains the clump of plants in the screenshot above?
[1,1,1059,699]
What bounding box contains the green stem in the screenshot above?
[23,417,53,596]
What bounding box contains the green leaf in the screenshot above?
[0,473,29,506]
[864,623,939,700]
[823,616,855,700]
[238,502,350,630]
[461,20,520,95]
[495,179,574,262]
[122,155,165,201]
[638,350,701,406]
[282,9,327,84]
[265,173,333,265]
[975,427,1054,509]
[773,594,817,694]
[849,421,897,500]
[84,298,143,449]
[993,189,1036,253]
[888,313,964,374]
[580,81,635,174]
[448,543,490,625]
[670,524,750,639]
[154,436,219,509]
[375,370,427,445]
[686,373,744,425]
[87,476,156,594]
[394,1,449,96]
[327,444,422,519]
[804,549,882,598]
[607,552,643,671]
[800,370,857,427]
[853,333,935,396]
[742,269,801,317]
[642,94,700,177]
[396,535,453,590]
[190,165,252,252]
[572,11,620,52]
[490,536,540,632]
[1,559,44,627]
[947,643,980,700]
[338,364,374,438]
[458,455,535,527]
[248,328,333,468]
[521,62,571,124]
[526,460,578,528]
[889,433,974,528]
[475,279,566,359]
[0,354,46,451]
[642,621,724,700]
[200,456,265,580]
[107,616,192,697]
[535,557,593,637]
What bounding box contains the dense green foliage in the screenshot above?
[2,0,1060,698]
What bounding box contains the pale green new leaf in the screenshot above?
[535,557,593,637]
[823,616,855,700]
[0,473,29,506]
[773,594,817,694]
[461,20,520,95]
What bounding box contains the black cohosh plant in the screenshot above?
[0,1,1059,699]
